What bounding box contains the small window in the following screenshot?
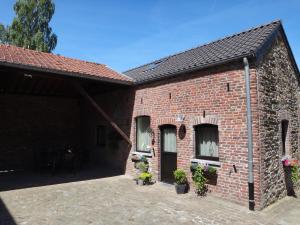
[281,120,289,156]
[136,116,151,152]
[195,124,219,161]
[97,126,106,146]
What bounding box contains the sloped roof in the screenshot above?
[124,20,285,84]
[0,44,133,84]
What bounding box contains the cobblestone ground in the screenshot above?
[0,175,299,225]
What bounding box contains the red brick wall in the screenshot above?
[125,62,261,208]
[87,62,261,208]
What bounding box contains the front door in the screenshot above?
[160,125,177,183]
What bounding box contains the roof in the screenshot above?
[124,20,290,84]
[0,44,133,84]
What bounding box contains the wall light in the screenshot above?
[176,114,185,122]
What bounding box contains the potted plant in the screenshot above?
[136,161,150,185]
[138,172,152,185]
[192,165,207,196]
[190,162,198,172]
[136,161,149,173]
[281,156,300,196]
[291,163,300,185]
[282,156,300,185]
[173,169,188,194]
[131,154,141,162]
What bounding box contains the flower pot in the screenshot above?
[137,179,144,186]
[175,183,187,194]
[204,172,218,185]
[131,155,141,162]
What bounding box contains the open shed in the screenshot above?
[0,45,133,190]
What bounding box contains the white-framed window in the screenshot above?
[195,124,219,161]
[136,116,151,152]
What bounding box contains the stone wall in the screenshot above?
[256,33,300,208]
[0,94,81,170]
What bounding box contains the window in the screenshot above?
[136,116,151,152]
[281,120,289,156]
[162,126,176,153]
[97,126,106,146]
[195,124,219,161]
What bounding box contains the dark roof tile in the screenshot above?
[124,20,281,84]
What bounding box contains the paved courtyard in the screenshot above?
[0,175,299,225]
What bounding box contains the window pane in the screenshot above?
[196,125,218,158]
[163,127,176,153]
[136,117,151,152]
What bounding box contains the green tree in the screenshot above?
[8,0,57,52]
[0,24,9,44]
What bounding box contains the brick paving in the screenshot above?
[0,175,299,225]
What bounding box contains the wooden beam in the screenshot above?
[73,82,132,146]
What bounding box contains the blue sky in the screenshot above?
[1,0,299,72]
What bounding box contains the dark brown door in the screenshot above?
[160,125,177,183]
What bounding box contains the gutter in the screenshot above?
[243,57,255,211]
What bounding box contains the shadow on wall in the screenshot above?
[0,198,17,225]
[80,87,135,174]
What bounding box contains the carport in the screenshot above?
[0,45,133,191]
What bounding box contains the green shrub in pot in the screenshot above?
[138,172,152,185]
[136,162,149,173]
[173,169,188,194]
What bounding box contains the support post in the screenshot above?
[73,82,132,146]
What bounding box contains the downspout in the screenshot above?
[243,57,255,211]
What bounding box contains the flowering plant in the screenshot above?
[281,155,300,185]
[203,164,217,175]
[281,155,299,167]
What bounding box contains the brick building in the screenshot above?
[0,20,299,210]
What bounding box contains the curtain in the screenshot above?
[163,127,176,153]
[136,117,151,151]
[196,125,218,157]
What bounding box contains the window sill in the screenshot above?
[132,151,152,158]
[190,158,221,167]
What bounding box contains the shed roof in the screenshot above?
[0,44,133,84]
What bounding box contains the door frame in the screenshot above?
[159,124,177,182]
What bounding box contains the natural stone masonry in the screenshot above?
[256,34,300,208]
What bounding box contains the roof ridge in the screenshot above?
[123,19,281,73]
